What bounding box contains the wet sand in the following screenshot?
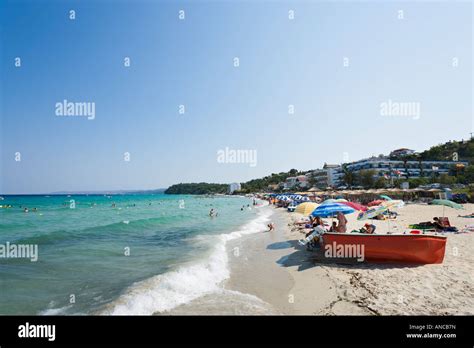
[168,203,474,315]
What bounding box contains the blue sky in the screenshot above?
[0,0,472,194]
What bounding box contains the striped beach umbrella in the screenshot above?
[340,201,367,212]
[357,205,387,220]
[311,202,355,218]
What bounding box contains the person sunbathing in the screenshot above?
[305,217,324,237]
[360,223,376,234]
[416,218,445,231]
[458,213,474,218]
[295,216,313,226]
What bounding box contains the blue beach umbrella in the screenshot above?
[380,195,392,201]
[311,202,355,218]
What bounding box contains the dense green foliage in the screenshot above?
[393,138,474,163]
[166,138,474,195]
[164,183,228,195]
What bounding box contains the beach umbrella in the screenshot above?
[380,200,404,232]
[431,199,464,210]
[367,199,384,207]
[340,201,367,212]
[334,198,348,202]
[321,198,337,205]
[311,202,355,218]
[357,205,388,221]
[431,199,464,217]
[380,195,392,201]
[381,199,405,209]
[295,202,319,216]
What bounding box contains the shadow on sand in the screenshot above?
[274,239,423,272]
[266,241,293,250]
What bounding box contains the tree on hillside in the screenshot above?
[374,177,386,189]
[462,165,474,184]
[358,170,376,189]
[342,164,356,187]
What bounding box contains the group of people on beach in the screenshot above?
[298,211,348,235]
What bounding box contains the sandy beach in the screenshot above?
[221,203,474,315]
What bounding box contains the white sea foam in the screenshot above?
[38,304,72,315]
[104,207,273,315]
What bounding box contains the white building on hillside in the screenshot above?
[228,183,241,194]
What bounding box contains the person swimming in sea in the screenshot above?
[24,207,29,213]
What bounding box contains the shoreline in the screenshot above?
[224,205,353,315]
[161,202,474,315]
[223,204,474,315]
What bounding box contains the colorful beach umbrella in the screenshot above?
[295,202,319,216]
[381,199,405,209]
[357,205,388,220]
[340,201,367,212]
[311,202,355,218]
[367,199,384,207]
[380,195,392,201]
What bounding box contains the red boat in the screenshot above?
[321,232,447,264]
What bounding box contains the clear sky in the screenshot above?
[0,0,472,194]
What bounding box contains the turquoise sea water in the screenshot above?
[0,194,268,315]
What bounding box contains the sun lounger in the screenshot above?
[298,226,325,246]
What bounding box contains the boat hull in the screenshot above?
[321,232,447,264]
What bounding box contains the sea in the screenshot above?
[0,194,272,315]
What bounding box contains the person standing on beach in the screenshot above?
[336,212,347,233]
